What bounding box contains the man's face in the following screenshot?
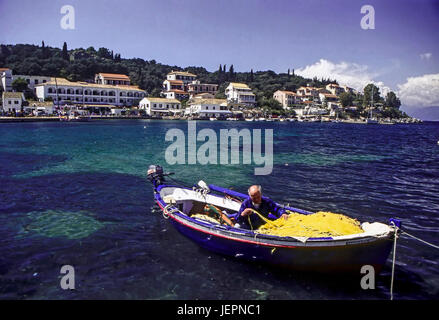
[249,188,262,204]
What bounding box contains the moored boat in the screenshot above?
[147,165,398,274]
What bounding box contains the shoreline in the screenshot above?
[0,116,429,124]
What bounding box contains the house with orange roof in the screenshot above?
[35,78,146,107]
[95,73,131,86]
[273,90,300,109]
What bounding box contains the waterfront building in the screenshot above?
[163,79,185,92]
[163,90,190,101]
[296,86,320,101]
[187,80,218,97]
[35,78,146,107]
[24,101,55,115]
[95,73,131,86]
[1,91,25,113]
[273,90,300,109]
[166,70,197,83]
[319,93,339,105]
[326,83,345,96]
[162,71,216,101]
[186,98,231,118]
[1,68,52,93]
[139,97,182,116]
[225,82,256,107]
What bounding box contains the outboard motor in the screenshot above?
[147,165,173,188]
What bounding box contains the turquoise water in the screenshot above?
[0,120,438,299]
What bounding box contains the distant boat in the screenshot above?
[209,117,217,121]
[366,118,378,124]
[245,118,254,122]
[366,88,378,124]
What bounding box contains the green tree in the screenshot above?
[62,42,69,61]
[339,92,354,108]
[12,77,28,92]
[363,83,380,107]
[385,91,401,109]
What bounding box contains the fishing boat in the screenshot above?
[147,165,398,274]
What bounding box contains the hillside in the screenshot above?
[0,43,336,106]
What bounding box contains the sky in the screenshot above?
[1,0,438,111]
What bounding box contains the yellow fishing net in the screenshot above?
[191,213,221,224]
[255,210,364,237]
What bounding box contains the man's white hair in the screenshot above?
[248,185,262,195]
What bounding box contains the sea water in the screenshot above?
[0,120,438,299]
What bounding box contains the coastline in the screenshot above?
[0,116,427,124]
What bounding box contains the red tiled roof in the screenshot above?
[169,90,189,94]
[167,80,184,84]
[98,73,130,80]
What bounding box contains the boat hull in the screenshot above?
[168,216,392,274]
[155,199,393,274]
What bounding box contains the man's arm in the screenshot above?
[266,198,286,219]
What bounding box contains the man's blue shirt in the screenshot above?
[236,197,285,229]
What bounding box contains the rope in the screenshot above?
[401,230,439,249]
[390,223,398,301]
[389,224,439,300]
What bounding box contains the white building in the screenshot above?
[225,82,256,107]
[1,91,25,113]
[273,90,300,109]
[35,78,146,107]
[326,83,345,96]
[163,90,190,101]
[296,86,320,102]
[24,101,55,115]
[95,73,131,86]
[0,68,52,93]
[187,80,218,98]
[12,75,52,92]
[186,98,231,118]
[166,70,197,84]
[139,97,181,116]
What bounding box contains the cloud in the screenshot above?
[420,52,432,60]
[397,73,439,108]
[295,59,391,95]
[295,59,439,109]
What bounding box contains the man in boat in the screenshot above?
[236,185,288,229]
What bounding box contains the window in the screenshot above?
[35,79,38,84]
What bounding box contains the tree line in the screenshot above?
[0,42,404,117]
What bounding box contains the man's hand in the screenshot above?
[281,213,289,220]
[240,208,254,217]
